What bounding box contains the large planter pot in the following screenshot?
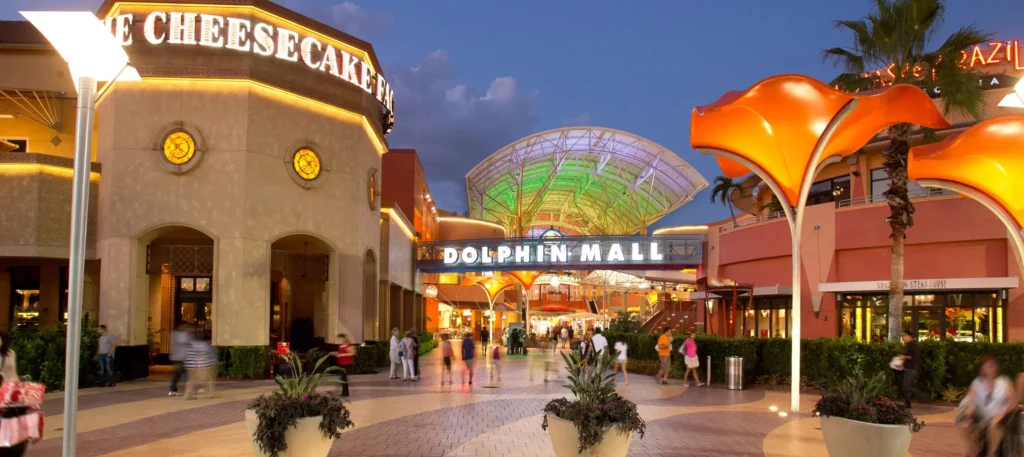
[819,416,911,457]
[546,414,633,457]
[244,409,334,457]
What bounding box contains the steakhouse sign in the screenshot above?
[103,11,395,115]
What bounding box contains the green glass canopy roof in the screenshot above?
[466,127,709,236]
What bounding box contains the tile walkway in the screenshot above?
[27,346,966,456]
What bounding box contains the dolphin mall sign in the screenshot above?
[417,235,703,273]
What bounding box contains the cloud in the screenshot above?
[384,50,539,214]
[273,0,393,39]
[561,112,590,126]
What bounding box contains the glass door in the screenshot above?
[175,276,213,341]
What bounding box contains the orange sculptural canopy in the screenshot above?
[690,74,949,206]
[908,115,1024,229]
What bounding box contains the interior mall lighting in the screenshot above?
[21,11,139,457]
[549,276,561,288]
[998,78,1024,108]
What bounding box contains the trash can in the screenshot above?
[726,356,743,390]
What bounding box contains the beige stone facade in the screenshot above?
[0,1,414,368]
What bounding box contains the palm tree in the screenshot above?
[710,176,741,227]
[823,0,990,341]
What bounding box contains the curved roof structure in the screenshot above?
[466,127,708,236]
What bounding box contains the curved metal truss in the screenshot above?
[466,127,709,236]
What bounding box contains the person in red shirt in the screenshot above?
[331,333,356,397]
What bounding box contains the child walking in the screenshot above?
[489,344,502,381]
[440,335,454,385]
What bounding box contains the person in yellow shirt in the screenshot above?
[655,327,673,385]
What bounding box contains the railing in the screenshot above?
[837,188,956,208]
[637,298,663,326]
[719,211,786,233]
[720,188,958,233]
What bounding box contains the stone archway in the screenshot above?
[269,234,333,353]
[362,249,378,340]
[136,225,215,363]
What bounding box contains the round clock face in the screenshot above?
[292,148,321,181]
[163,131,196,165]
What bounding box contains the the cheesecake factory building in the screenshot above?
[0,0,407,374]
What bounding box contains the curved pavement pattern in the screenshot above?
[30,347,964,456]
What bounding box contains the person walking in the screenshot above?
[680,332,704,387]
[411,330,421,382]
[0,331,18,383]
[183,337,217,400]
[612,339,629,385]
[168,324,194,396]
[898,331,922,409]
[401,331,416,381]
[480,327,490,354]
[567,326,575,347]
[461,332,476,385]
[96,325,117,387]
[956,356,1016,457]
[440,335,454,386]
[654,327,672,385]
[591,328,608,356]
[331,334,356,397]
[389,328,402,379]
[489,344,502,382]
[560,326,569,349]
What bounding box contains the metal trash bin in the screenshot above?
[725,356,743,390]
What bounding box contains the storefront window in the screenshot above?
[722,297,791,338]
[840,292,1006,342]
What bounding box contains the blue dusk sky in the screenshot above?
[3,1,1023,229]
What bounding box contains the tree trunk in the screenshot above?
[885,123,914,342]
[728,203,737,227]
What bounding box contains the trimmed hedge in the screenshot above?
[10,325,101,390]
[216,346,269,379]
[602,332,1024,398]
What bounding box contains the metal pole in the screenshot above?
[63,75,97,457]
[706,355,711,385]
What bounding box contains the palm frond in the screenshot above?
[822,47,866,74]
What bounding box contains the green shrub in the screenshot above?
[226,346,267,379]
[601,331,1024,398]
[375,341,390,367]
[418,338,437,356]
[9,324,101,390]
[353,344,378,374]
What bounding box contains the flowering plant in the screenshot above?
[249,351,353,457]
[541,349,645,453]
[813,372,924,432]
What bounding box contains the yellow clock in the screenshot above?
[292,148,321,181]
[163,131,196,165]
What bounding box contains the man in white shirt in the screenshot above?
[591,328,608,355]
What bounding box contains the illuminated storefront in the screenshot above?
[1,0,402,377]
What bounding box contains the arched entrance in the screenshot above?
[138,225,215,362]
[270,234,333,353]
[362,250,378,340]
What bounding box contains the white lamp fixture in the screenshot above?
[998,78,1024,108]
[21,11,139,457]
[549,276,560,289]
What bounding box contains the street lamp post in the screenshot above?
[20,11,138,457]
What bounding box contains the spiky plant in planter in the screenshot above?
[248,350,353,457]
[813,372,924,457]
[541,349,645,455]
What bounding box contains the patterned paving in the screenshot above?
[27,346,966,457]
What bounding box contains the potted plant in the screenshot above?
[814,372,924,457]
[245,350,353,457]
[541,349,645,457]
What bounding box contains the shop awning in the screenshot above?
[819,277,1019,293]
[690,285,791,300]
